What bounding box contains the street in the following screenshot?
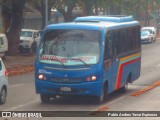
[1,39,160,120]
[1,0,160,120]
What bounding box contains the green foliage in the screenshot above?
[24,0,160,23]
[52,0,79,21]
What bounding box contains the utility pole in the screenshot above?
[45,0,48,26]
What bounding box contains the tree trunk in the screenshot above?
[2,0,26,56]
[84,0,93,16]
[94,0,98,15]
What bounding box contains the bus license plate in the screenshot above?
[60,87,71,92]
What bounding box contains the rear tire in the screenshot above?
[40,94,51,103]
[29,42,37,55]
[32,41,37,53]
[0,87,7,104]
[119,74,131,93]
[119,85,128,93]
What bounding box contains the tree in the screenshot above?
[31,0,56,29]
[1,0,26,55]
[81,0,94,16]
[53,0,79,22]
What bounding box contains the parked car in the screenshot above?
[38,30,43,36]
[141,27,157,42]
[141,30,153,43]
[0,34,8,59]
[19,29,41,54]
[0,58,8,104]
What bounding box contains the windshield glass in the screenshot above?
[21,31,33,37]
[141,31,150,36]
[39,29,101,66]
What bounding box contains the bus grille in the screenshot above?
[49,77,83,83]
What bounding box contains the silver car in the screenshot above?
[141,30,153,43]
[141,27,157,43]
[0,58,8,104]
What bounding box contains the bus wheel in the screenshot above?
[119,85,128,93]
[40,94,51,103]
[95,84,108,104]
[119,74,130,93]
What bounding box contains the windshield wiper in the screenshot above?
[69,57,90,67]
[52,59,66,68]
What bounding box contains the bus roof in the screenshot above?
[47,16,139,30]
[74,15,134,23]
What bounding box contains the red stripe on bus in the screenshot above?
[116,57,141,90]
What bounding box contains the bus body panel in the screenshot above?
[35,62,104,96]
[115,53,141,90]
[103,58,120,93]
[35,80,102,96]
[103,53,141,94]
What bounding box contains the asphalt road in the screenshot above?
[1,40,160,120]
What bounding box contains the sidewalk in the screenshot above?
[3,55,36,77]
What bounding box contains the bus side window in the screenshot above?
[104,32,114,70]
[108,38,113,59]
[111,31,117,57]
[104,34,109,60]
[115,31,120,55]
[104,33,113,60]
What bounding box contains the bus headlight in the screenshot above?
[38,74,46,80]
[86,76,97,81]
[92,76,97,81]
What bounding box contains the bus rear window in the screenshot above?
[39,29,101,66]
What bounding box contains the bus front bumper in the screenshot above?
[35,80,102,96]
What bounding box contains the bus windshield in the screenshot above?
[39,29,101,66]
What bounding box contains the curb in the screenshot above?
[7,65,35,77]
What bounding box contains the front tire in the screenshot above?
[94,84,108,104]
[40,94,51,103]
[0,87,7,104]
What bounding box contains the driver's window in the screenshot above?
[104,31,113,61]
[107,36,113,59]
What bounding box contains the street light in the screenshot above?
[45,0,48,26]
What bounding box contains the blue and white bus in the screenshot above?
[35,16,141,104]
